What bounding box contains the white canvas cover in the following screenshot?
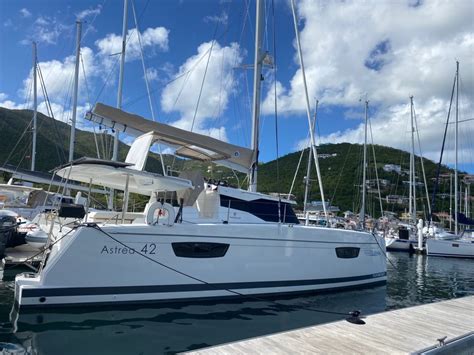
[86,103,254,173]
[56,164,193,195]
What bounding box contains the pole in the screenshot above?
[290,0,328,220]
[249,0,264,192]
[454,61,459,235]
[69,21,82,162]
[113,0,129,162]
[31,42,37,171]
[417,218,423,252]
[359,100,368,229]
[409,96,416,224]
[449,173,452,231]
[303,100,318,215]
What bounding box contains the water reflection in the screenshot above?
[6,288,386,354]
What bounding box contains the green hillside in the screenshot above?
[0,107,457,217]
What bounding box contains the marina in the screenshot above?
[0,0,473,353]
[188,296,474,354]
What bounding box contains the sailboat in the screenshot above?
[426,62,474,258]
[384,97,427,252]
[13,0,386,308]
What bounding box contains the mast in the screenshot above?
[359,100,368,229]
[454,61,459,235]
[409,96,416,224]
[303,100,318,215]
[69,21,82,162]
[113,0,129,162]
[290,0,328,220]
[31,42,37,171]
[412,106,431,218]
[248,0,264,192]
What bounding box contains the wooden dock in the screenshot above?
[188,296,474,354]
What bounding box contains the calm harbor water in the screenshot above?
[0,253,472,354]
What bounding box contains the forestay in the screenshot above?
[86,103,254,173]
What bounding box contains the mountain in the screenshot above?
[0,107,455,217]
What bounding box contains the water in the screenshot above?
[0,253,472,354]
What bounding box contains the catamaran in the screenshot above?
[13,0,386,308]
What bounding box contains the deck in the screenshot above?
[187,296,474,354]
[2,244,43,270]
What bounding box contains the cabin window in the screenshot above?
[172,242,229,258]
[335,247,360,259]
[452,243,459,248]
[220,195,299,224]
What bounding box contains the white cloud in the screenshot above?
[0,100,25,110]
[21,47,98,104]
[95,27,169,64]
[0,93,8,101]
[303,98,474,165]
[20,16,72,45]
[264,0,473,112]
[262,0,473,165]
[160,41,243,140]
[3,19,13,27]
[20,8,32,18]
[76,5,102,20]
[145,67,159,82]
[204,11,229,25]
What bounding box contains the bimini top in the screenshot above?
[86,103,254,173]
[55,158,193,195]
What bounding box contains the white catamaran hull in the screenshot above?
[14,223,386,308]
[426,238,474,258]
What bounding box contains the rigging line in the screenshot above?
[429,72,457,222]
[131,0,166,175]
[412,103,431,218]
[368,116,384,217]
[1,114,34,168]
[329,143,352,207]
[124,27,232,112]
[93,0,150,105]
[80,0,108,42]
[288,143,307,196]
[37,64,67,164]
[91,224,356,317]
[80,52,101,159]
[190,23,220,132]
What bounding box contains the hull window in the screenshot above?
[335,247,360,259]
[172,242,229,258]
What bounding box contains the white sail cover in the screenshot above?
[86,103,254,173]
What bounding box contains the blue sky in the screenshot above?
[0,0,473,173]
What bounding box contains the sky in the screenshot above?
[0,0,473,173]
